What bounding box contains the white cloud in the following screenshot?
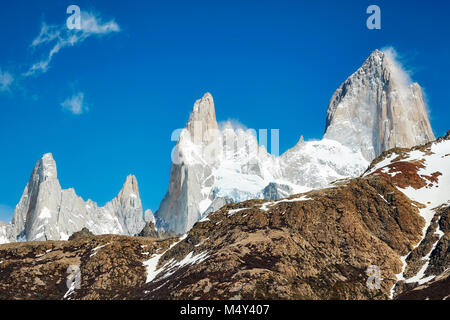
[79,11,120,34]
[0,69,13,91]
[381,46,432,116]
[61,92,88,115]
[381,47,413,87]
[218,119,249,131]
[25,11,120,76]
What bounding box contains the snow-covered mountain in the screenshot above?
[156,49,435,234]
[1,153,145,243]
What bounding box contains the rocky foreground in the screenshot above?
[0,133,449,300]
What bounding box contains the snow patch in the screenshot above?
[143,234,188,283]
[260,195,312,212]
[227,208,247,216]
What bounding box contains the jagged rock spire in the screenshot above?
[104,174,145,236]
[324,49,435,160]
[186,92,219,145]
[156,92,221,234]
[9,153,62,241]
[39,153,58,180]
[117,174,140,206]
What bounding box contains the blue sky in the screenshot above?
[0,0,449,222]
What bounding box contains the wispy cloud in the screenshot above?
[0,69,13,92]
[382,46,432,115]
[381,47,413,86]
[61,92,88,115]
[218,119,249,131]
[24,11,120,76]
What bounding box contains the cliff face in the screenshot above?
[3,154,145,243]
[1,133,448,300]
[324,49,435,160]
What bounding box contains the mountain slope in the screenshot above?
[1,154,145,243]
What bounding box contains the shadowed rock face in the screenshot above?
[262,183,293,201]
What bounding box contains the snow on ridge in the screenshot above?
[387,138,450,296]
[227,208,247,216]
[144,251,166,283]
[260,195,312,212]
[143,234,188,284]
[150,250,210,284]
